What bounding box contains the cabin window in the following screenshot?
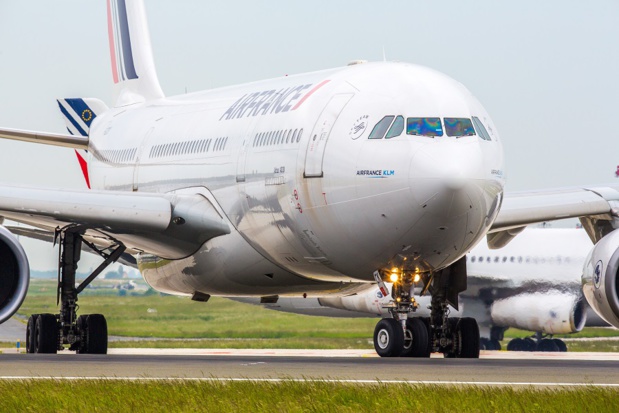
[406,117,443,137]
[297,129,303,143]
[472,116,491,141]
[385,115,404,139]
[369,116,395,139]
[444,118,475,137]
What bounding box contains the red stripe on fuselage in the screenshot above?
[74,150,91,189]
[107,0,119,84]
[291,79,331,110]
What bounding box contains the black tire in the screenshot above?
[537,338,559,352]
[34,313,58,354]
[373,318,404,357]
[481,337,501,351]
[421,317,433,354]
[26,314,39,354]
[553,338,568,352]
[522,337,536,352]
[507,338,523,351]
[458,317,480,358]
[401,318,430,358]
[479,337,489,350]
[76,315,88,354]
[84,314,108,354]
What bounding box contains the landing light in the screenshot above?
[413,273,421,283]
[389,272,399,283]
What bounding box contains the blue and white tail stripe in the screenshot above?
[107,0,138,83]
[57,98,109,137]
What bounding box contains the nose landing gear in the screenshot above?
[372,257,480,359]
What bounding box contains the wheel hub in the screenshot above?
[377,329,390,349]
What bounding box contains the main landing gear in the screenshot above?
[26,225,125,354]
[372,257,479,358]
[506,332,568,352]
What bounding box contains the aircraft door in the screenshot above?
[132,126,155,191]
[303,93,353,178]
[236,138,248,183]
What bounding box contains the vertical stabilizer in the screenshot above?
[107,0,164,107]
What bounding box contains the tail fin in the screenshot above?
[57,98,108,189]
[107,0,164,107]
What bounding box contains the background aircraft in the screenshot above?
[0,0,618,362]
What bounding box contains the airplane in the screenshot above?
[0,0,618,360]
[235,226,599,352]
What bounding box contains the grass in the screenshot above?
[1,380,618,412]
[17,280,377,346]
[12,279,619,351]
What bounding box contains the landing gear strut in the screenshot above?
[372,257,480,358]
[25,225,125,354]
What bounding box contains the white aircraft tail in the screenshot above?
[107,0,164,107]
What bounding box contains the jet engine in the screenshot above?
[0,225,30,324]
[490,291,586,334]
[582,229,619,328]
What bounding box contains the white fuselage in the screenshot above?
[87,62,504,297]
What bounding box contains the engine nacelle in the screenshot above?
[0,225,30,324]
[582,229,619,328]
[490,292,586,334]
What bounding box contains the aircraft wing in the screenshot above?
[488,185,619,248]
[0,127,88,149]
[0,185,230,259]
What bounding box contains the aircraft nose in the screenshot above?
[410,140,484,189]
[398,140,501,267]
[409,140,488,217]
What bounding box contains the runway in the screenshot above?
[2,350,619,386]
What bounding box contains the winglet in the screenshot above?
[57,98,108,137]
[107,0,164,107]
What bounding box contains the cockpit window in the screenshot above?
[385,116,404,139]
[368,116,395,139]
[406,117,443,137]
[472,116,491,141]
[444,118,475,137]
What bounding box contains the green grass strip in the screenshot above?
[0,380,618,412]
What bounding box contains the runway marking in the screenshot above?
[0,377,617,387]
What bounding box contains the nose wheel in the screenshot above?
[373,318,405,357]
